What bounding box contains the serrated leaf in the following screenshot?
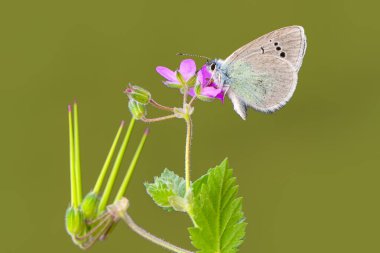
[144,169,186,212]
[189,159,246,253]
[191,173,208,197]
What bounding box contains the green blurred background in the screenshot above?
[1,0,379,252]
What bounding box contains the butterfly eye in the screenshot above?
[210,63,216,71]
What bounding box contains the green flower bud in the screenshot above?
[65,207,86,235]
[128,100,147,120]
[81,192,100,220]
[124,84,151,105]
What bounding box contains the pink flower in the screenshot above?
[156,59,197,88]
[189,65,225,102]
[156,59,225,102]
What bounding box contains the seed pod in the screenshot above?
[128,100,147,120]
[81,192,100,220]
[65,207,85,235]
[124,84,151,105]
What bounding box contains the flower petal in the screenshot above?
[200,65,211,80]
[197,65,213,87]
[197,70,204,87]
[156,66,177,82]
[179,59,196,81]
[201,87,223,97]
[188,87,196,97]
[215,91,225,102]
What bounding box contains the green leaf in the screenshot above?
[189,159,246,253]
[191,173,208,197]
[144,169,186,212]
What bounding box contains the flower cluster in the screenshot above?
[124,58,226,123]
[156,59,225,102]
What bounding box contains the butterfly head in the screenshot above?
[205,59,227,90]
[205,59,223,73]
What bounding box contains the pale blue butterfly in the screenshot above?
[206,26,307,119]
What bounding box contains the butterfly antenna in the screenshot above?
[176,52,211,61]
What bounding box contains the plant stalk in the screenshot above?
[73,102,83,203]
[93,121,125,194]
[68,105,77,207]
[141,115,176,123]
[184,117,192,191]
[149,99,174,112]
[121,212,194,253]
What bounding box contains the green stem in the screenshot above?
[141,115,176,123]
[114,128,149,202]
[188,96,197,106]
[184,117,192,191]
[78,217,113,250]
[149,99,174,112]
[73,102,82,203]
[68,105,77,207]
[183,87,188,106]
[98,118,135,212]
[93,121,125,194]
[121,212,194,253]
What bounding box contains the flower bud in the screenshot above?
[124,84,151,105]
[81,192,100,220]
[65,207,86,235]
[128,100,147,120]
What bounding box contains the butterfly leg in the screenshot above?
[223,85,231,101]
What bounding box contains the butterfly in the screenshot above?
[206,26,307,119]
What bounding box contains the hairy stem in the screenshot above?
[184,117,192,191]
[121,212,194,253]
[183,87,188,106]
[141,115,176,123]
[188,96,197,106]
[150,99,174,112]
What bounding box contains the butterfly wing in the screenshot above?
[220,26,306,119]
[226,54,298,119]
[224,26,306,72]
